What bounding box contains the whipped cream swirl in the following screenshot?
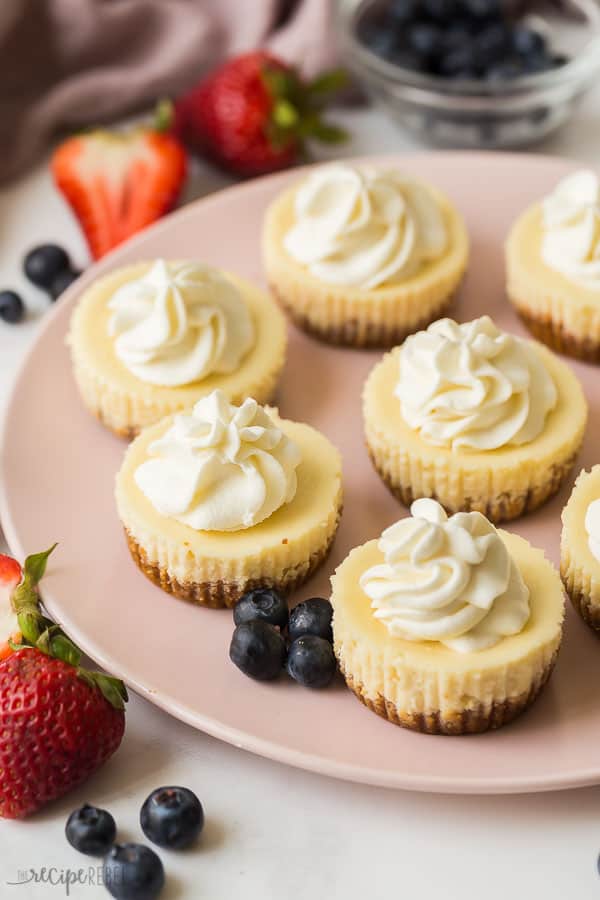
[541,170,600,289]
[360,499,530,652]
[283,164,447,289]
[396,316,557,451]
[108,259,255,387]
[585,498,600,564]
[135,390,301,532]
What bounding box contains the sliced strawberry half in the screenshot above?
[0,554,23,661]
[52,117,187,260]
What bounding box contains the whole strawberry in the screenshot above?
[0,546,127,819]
[175,51,347,177]
[0,649,125,819]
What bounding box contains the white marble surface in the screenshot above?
[2,102,600,898]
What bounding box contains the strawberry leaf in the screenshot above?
[49,634,81,668]
[306,69,348,97]
[23,544,58,588]
[93,673,128,711]
[273,99,300,129]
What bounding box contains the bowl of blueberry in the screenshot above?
[339,0,600,147]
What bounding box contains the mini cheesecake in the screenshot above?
[331,522,564,735]
[561,466,600,632]
[116,400,343,609]
[262,165,469,348]
[363,320,587,523]
[69,261,287,439]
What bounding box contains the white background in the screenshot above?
[1,102,600,898]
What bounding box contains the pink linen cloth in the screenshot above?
[0,0,338,183]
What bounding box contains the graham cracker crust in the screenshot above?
[368,447,578,525]
[271,286,455,350]
[515,307,600,365]
[125,527,338,610]
[339,656,557,736]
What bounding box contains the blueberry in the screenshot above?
[437,47,479,77]
[422,0,458,22]
[287,636,337,689]
[476,23,510,60]
[459,0,501,21]
[407,23,443,58]
[140,786,204,850]
[229,621,286,680]
[522,53,554,74]
[288,598,333,643]
[388,0,420,25]
[512,26,546,57]
[442,23,473,52]
[50,268,81,300]
[65,804,116,856]
[23,244,70,290]
[0,290,24,324]
[103,843,164,900]
[233,587,288,629]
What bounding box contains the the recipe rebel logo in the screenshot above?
[6,864,129,896]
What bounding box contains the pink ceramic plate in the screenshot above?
[2,152,599,795]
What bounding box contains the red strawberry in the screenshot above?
[175,51,347,177]
[0,649,125,819]
[52,109,187,260]
[0,545,128,818]
[0,554,22,661]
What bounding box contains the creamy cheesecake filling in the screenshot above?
[541,170,600,290]
[585,498,600,563]
[359,499,530,652]
[283,164,447,289]
[107,259,255,387]
[134,390,301,532]
[395,316,557,451]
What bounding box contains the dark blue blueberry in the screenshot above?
[229,621,286,680]
[140,787,204,850]
[103,843,164,900]
[442,23,474,52]
[50,268,81,300]
[288,598,333,643]
[422,0,459,22]
[437,47,479,77]
[476,23,511,61]
[459,0,501,21]
[287,636,337,689]
[233,587,288,629]
[522,53,554,74]
[0,290,24,324]
[407,23,443,58]
[65,804,116,856]
[512,26,546,57]
[23,244,70,290]
[388,0,420,25]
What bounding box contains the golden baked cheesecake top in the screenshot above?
[358,498,531,653]
[388,315,557,451]
[278,163,452,291]
[105,259,256,388]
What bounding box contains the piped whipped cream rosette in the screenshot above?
[506,169,600,363]
[561,466,600,633]
[116,389,343,608]
[262,162,469,347]
[68,259,287,437]
[107,260,255,387]
[330,499,565,735]
[363,315,587,522]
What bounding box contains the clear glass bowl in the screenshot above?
[338,0,600,148]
